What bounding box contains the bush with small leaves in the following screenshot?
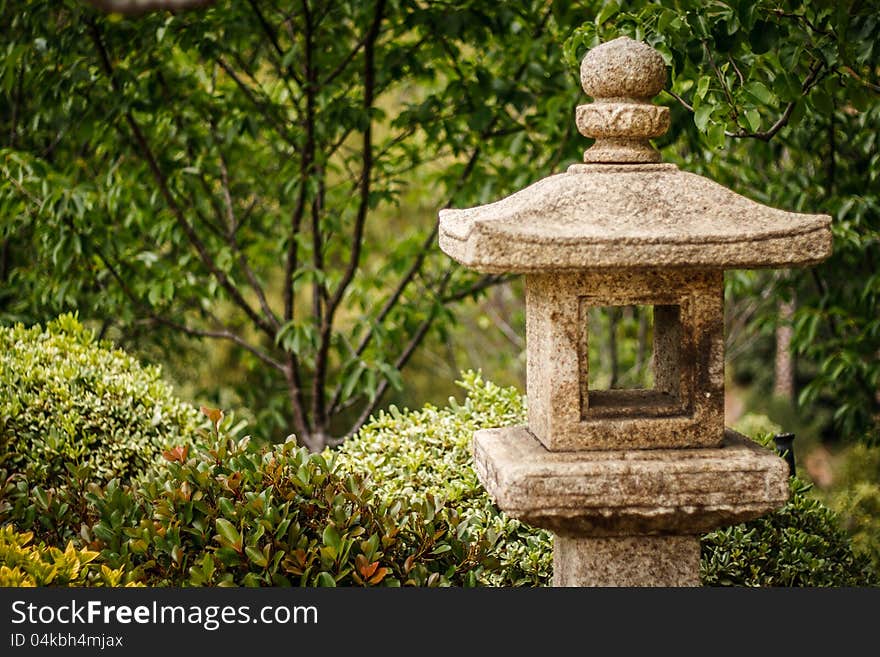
[0,525,130,587]
[701,477,877,586]
[334,371,553,586]
[0,314,202,486]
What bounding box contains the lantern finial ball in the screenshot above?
[576,37,669,163]
[580,36,666,101]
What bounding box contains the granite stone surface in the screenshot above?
[438,164,832,272]
[473,426,790,536]
[578,36,669,163]
[554,535,701,587]
[526,269,724,450]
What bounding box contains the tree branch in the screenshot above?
[211,124,280,330]
[331,6,556,428]
[88,20,276,339]
[243,0,308,135]
[664,88,694,112]
[91,231,285,373]
[215,55,299,147]
[440,274,507,304]
[344,304,438,437]
[151,316,285,371]
[321,30,370,87]
[343,269,466,436]
[703,40,740,125]
[725,62,825,140]
[311,0,385,431]
[840,65,880,93]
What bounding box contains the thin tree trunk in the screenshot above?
[636,306,648,384]
[773,297,795,402]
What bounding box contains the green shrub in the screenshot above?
[334,371,553,586]
[2,352,873,587]
[822,444,880,572]
[0,525,129,587]
[732,413,782,440]
[0,314,202,486]
[824,481,880,573]
[4,401,495,585]
[701,477,877,586]
[10,411,486,587]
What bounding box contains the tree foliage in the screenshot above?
[1,0,878,446]
[1,0,583,449]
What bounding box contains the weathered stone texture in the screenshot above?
[438,164,832,273]
[473,426,790,536]
[579,37,667,100]
[436,35,831,587]
[526,269,724,450]
[577,36,670,163]
[554,535,701,587]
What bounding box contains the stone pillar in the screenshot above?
[472,425,790,588]
[553,536,700,587]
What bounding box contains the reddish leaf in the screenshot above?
[357,557,379,580]
[200,405,224,427]
[368,567,388,585]
[162,445,189,463]
[355,553,368,573]
[292,549,306,568]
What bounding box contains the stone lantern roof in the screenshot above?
[439,37,832,273]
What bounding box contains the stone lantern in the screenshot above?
[438,37,832,586]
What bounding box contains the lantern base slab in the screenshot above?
[473,425,789,537]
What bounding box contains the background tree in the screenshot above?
[2,0,878,449]
[567,0,879,445]
[0,0,583,449]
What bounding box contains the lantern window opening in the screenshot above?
[579,299,686,420]
[586,304,655,391]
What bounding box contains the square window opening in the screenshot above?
[580,302,684,419]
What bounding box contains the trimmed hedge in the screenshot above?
[334,372,551,586]
[0,314,202,486]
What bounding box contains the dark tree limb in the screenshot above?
[91,230,285,372]
[311,0,385,433]
[215,55,299,147]
[212,127,280,330]
[440,274,507,304]
[725,62,825,140]
[89,20,276,340]
[151,316,285,371]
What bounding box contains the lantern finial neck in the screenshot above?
[576,36,670,164]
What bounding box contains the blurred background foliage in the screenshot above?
[1,1,879,561]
